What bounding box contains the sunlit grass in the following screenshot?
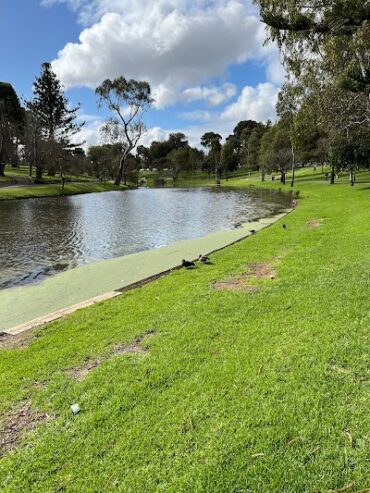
[0,182,124,201]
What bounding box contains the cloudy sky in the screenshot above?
[1,0,284,148]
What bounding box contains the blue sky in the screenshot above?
[1,0,284,148]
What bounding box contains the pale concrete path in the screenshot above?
[1,212,290,335]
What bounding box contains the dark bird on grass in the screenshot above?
[249,229,256,234]
[199,254,211,263]
[283,224,287,230]
[182,259,195,268]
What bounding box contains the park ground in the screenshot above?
[0,168,369,492]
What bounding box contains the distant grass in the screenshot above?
[4,165,96,183]
[0,169,369,491]
[0,182,125,201]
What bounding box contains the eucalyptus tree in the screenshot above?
[96,77,153,185]
[254,0,370,183]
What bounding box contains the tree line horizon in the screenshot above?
[1,1,369,188]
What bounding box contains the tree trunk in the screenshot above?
[330,165,335,184]
[115,155,125,185]
[0,163,5,176]
[349,170,355,186]
[290,145,295,188]
[36,165,43,182]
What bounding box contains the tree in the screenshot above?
[221,136,238,180]
[87,144,121,181]
[201,132,222,183]
[25,63,84,182]
[254,0,370,184]
[0,82,24,176]
[96,76,153,185]
[168,132,188,151]
[168,147,190,182]
[245,129,262,174]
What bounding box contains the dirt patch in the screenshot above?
[248,262,276,279]
[67,330,157,382]
[214,262,276,293]
[0,402,50,457]
[307,219,322,229]
[213,277,259,292]
[0,332,34,350]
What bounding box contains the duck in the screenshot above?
[198,254,211,263]
[282,224,287,230]
[182,259,195,268]
[249,229,256,234]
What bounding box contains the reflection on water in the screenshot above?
[0,187,291,289]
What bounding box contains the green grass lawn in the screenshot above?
[4,164,96,183]
[0,182,124,201]
[0,170,369,492]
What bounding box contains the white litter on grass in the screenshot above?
[71,404,81,415]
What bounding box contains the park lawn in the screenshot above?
[0,171,369,492]
[3,165,96,183]
[0,182,124,201]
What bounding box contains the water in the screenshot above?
[0,187,291,289]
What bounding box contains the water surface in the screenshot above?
[0,187,291,289]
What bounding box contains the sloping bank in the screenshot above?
[1,211,290,333]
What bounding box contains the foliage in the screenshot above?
[96,76,153,185]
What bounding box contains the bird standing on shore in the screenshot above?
[182,259,195,268]
[198,254,211,263]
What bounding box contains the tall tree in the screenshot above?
[96,76,153,185]
[201,132,222,183]
[0,82,24,176]
[26,63,84,181]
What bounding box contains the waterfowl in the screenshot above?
[283,224,287,230]
[182,259,195,268]
[198,254,210,263]
[249,229,256,234]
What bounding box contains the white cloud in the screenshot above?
[49,1,281,108]
[181,83,237,106]
[178,110,213,121]
[221,82,279,122]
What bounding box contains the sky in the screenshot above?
[0,0,285,149]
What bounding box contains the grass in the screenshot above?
[4,164,96,183]
[0,169,369,492]
[0,182,125,201]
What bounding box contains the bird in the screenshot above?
[198,254,211,263]
[249,229,256,234]
[283,224,287,230]
[182,259,195,268]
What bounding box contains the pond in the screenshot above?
[0,187,292,290]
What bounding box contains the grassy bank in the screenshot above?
[0,182,124,201]
[0,171,369,491]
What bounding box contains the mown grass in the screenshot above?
[0,170,369,492]
[3,165,96,183]
[0,182,124,201]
